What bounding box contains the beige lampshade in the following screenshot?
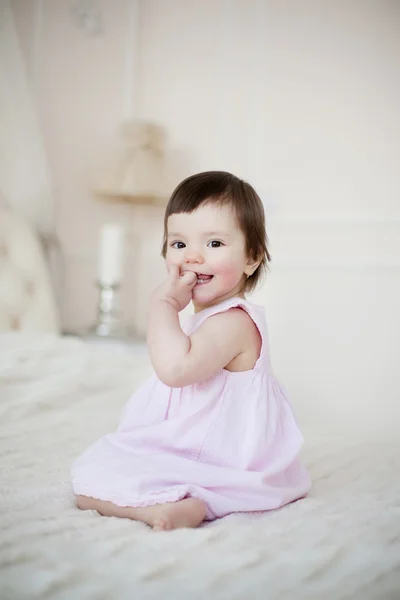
[96,120,168,205]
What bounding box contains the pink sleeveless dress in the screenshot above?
[71,297,311,520]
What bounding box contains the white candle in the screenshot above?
[98,224,125,285]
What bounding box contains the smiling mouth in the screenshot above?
[195,274,213,285]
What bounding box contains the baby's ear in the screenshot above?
[244,256,260,277]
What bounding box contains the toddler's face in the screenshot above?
[166,203,254,312]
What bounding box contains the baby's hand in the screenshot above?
[151,265,197,312]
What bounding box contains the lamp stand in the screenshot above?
[88,280,128,339]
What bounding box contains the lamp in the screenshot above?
[95,120,168,205]
[89,120,168,340]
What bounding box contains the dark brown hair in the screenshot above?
[161,171,271,292]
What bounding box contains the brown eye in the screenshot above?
[171,242,185,249]
[208,241,222,248]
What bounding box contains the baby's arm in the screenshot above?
[148,303,247,387]
[147,265,247,387]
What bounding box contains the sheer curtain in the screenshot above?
[0,0,62,315]
[0,0,55,234]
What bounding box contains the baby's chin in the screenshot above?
[192,285,241,307]
[191,285,220,307]
[191,288,214,304]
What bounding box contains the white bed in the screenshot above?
[1,332,399,600]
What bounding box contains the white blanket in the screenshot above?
[1,333,399,600]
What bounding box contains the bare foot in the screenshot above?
[76,495,206,531]
[152,498,207,531]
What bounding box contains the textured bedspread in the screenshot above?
[0,333,399,600]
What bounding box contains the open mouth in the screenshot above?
[195,274,213,285]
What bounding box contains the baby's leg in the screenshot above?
[75,495,206,530]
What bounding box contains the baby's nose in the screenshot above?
[184,249,204,264]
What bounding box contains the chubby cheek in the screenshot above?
[213,260,244,287]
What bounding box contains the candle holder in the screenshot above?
[88,280,128,339]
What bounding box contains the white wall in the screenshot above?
[135,0,400,435]
[12,0,400,436]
